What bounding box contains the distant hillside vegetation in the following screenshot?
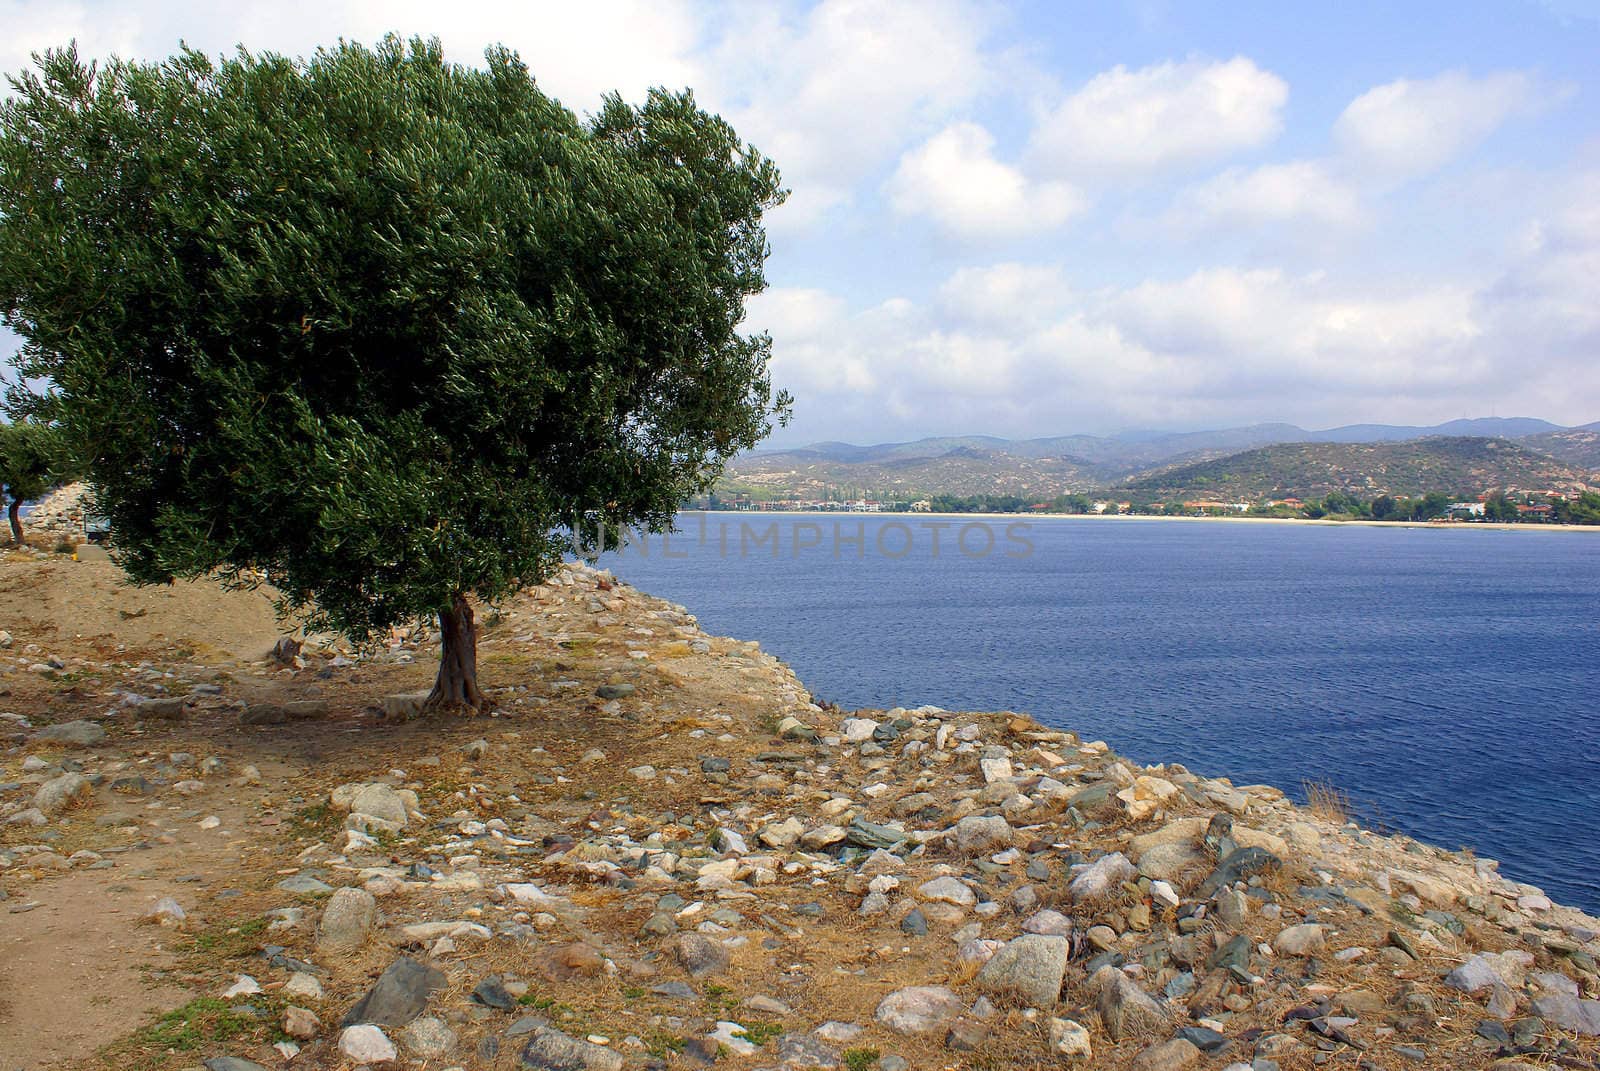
[1118,437,1592,500]
[721,446,1092,499]
[1523,423,1600,471]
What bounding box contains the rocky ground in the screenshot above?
[1,544,1598,1071]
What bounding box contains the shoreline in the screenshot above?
[692,508,1600,532]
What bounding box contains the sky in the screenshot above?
[1,1,1598,447]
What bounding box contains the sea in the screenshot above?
[599,512,1600,914]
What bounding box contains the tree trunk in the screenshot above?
[8,497,21,546]
[427,593,488,713]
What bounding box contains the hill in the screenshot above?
[730,417,1591,499]
[721,445,1093,500]
[1523,422,1600,470]
[1118,436,1593,501]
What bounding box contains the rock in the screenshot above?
[979,755,1014,783]
[401,1016,458,1057]
[1071,852,1136,901]
[1091,965,1168,1040]
[348,783,409,829]
[954,814,1014,854]
[1273,923,1325,957]
[142,896,186,924]
[1195,847,1281,899]
[1022,909,1073,936]
[1049,1017,1093,1059]
[472,975,518,1010]
[519,1025,625,1070]
[975,934,1068,1008]
[285,972,323,1000]
[135,697,188,720]
[32,772,92,815]
[381,692,429,719]
[759,817,805,849]
[775,1033,840,1067]
[340,1023,398,1062]
[33,720,105,747]
[1137,842,1203,881]
[916,876,976,907]
[1530,994,1600,1035]
[596,683,635,700]
[840,717,879,742]
[945,1018,991,1051]
[875,986,964,1034]
[283,1006,321,1040]
[531,942,606,982]
[1445,951,1534,994]
[671,933,729,977]
[342,956,448,1028]
[203,1060,271,1071]
[277,873,334,896]
[317,887,377,952]
[1132,1038,1200,1071]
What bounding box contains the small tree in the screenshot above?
[0,420,70,544]
[0,38,789,710]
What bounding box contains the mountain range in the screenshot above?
[722,418,1600,501]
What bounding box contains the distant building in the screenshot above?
[1449,501,1486,517]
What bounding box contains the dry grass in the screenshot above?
[1302,778,1352,825]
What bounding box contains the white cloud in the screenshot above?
[886,123,1084,239]
[937,263,1073,326]
[713,0,997,226]
[1030,56,1288,180]
[1334,70,1562,179]
[1164,160,1365,233]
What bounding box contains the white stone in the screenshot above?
[340,1023,397,1062]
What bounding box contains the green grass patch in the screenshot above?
[844,1049,881,1071]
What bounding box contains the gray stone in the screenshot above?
[775,1033,841,1068]
[595,683,635,700]
[1138,842,1204,882]
[875,985,964,1034]
[1091,965,1168,1040]
[975,934,1069,1008]
[317,887,377,953]
[847,818,909,851]
[1071,852,1136,901]
[1021,909,1073,936]
[1529,994,1600,1035]
[32,772,91,815]
[671,933,729,977]
[1273,923,1325,957]
[519,1025,626,1070]
[400,1016,458,1058]
[1195,847,1280,899]
[954,814,1013,854]
[135,697,188,720]
[1131,1037,1200,1071]
[348,783,409,828]
[342,956,448,1028]
[33,720,105,747]
[277,873,334,896]
[203,1060,271,1071]
[916,876,976,907]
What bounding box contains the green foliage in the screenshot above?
[0,419,71,504]
[0,37,787,645]
[843,1048,881,1071]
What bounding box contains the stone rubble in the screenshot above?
[0,558,1596,1070]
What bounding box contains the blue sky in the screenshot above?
[3,0,1598,446]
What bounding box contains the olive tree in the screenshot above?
[0,37,788,709]
[0,419,70,543]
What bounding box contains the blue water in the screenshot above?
[600,513,1600,913]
